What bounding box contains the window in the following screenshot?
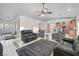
[0,23,3,29]
[5,24,9,29]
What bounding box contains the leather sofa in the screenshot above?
[0,43,3,56]
[21,30,37,43]
[53,33,79,56]
[53,39,79,56]
[53,45,79,56]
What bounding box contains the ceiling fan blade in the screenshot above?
[47,12,52,14]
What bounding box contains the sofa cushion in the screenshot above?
[21,30,37,43]
[0,43,3,56]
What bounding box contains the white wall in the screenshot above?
[76,16,79,36]
[19,15,44,30]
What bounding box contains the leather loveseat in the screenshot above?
[21,30,37,43]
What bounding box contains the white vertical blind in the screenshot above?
[0,19,19,35]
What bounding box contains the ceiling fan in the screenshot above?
[36,3,52,16]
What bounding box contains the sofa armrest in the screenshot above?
[54,46,78,56]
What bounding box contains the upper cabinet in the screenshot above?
[67,19,76,30]
[55,19,76,38]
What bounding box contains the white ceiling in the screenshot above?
[0,3,79,21]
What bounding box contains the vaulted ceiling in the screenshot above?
[0,3,79,21]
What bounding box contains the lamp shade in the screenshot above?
[33,27,39,33]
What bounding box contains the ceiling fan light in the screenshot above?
[43,8,48,12]
[41,14,46,17]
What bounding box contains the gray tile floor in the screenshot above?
[0,37,47,56]
[1,35,77,56]
[0,36,57,56]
